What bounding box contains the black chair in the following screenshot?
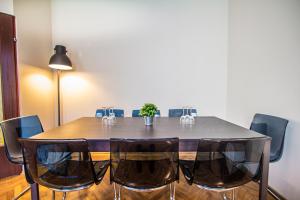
[19,138,109,200]
[0,115,44,199]
[110,138,179,200]
[180,138,265,200]
[250,113,288,162]
[168,108,197,117]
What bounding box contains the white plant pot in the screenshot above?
[144,116,153,126]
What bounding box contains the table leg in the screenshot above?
[31,183,39,200]
[259,139,271,200]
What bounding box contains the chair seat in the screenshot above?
[113,159,177,189]
[180,159,252,190]
[39,160,109,190]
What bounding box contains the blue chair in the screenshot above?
[250,113,288,162]
[168,108,197,117]
[132,110,161,117]
[95,109,124,118]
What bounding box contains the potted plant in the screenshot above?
[140,103,158,126]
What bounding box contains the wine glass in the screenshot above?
[180,106,184,123]
[188,106,195,124]
[108,107,116,122]
[102,106,108,121]
[180,106,187,124]
[107,107,111,121]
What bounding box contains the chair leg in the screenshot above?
[220,192,228,200]
[113,183,121,200]
[170,182,176,200]
[13,185,31,200]
[219,189,236,200]
[52,191,55,200]
[62,192,67,200]
[232,189,237,200]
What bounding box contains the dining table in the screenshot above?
[30,116,271,200]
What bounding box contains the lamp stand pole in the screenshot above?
[57,70,61,126]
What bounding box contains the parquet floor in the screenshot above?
[0,153,275,200]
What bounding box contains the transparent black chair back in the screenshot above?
[250,113,288,162]
[190,139,265,189]
[20,139,98,191]
[110,138,179,189]
[0,115,43,164]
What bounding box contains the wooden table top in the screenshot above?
[33,117,268,141]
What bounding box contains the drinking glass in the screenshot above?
[102,106,108,121]
[187,106,195,124]
[180,106,195,125]
[109,107,116,120]
[105,107,116,125]
[180,106,187,124]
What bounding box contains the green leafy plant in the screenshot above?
[140,103,158,117]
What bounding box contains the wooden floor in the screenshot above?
[0,173,276,200]
[0,153,275,200]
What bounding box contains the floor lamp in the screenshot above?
[49,45,72,126]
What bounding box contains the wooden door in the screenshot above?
[0,12,22,178]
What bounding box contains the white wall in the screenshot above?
[14,0,52,68]
[227,0,300,199]
[14,0,56,130]
[51,0,228,122]
[18,65,55,130]
[11,0,300,198]
[0,0,13,14]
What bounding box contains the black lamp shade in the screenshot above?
[49,45,72,70]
